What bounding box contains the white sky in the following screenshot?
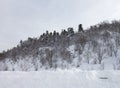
[0,0,120,52]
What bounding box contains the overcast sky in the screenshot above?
[0,0,120,52]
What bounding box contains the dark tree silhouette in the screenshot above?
[46,30,49,36]
[78,24,84,32]
[67,27,74,36]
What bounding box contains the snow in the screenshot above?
[0,70,120,88]
[67,45,75,54]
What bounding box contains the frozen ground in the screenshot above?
[0,69,120,88]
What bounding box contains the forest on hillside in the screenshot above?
[0,20,120,71]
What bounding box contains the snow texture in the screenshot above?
[0,70,120,88]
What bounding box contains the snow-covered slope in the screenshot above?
[0,70,120,88]
[1,21,120,71]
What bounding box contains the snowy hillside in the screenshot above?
[1,21,120,71]
[0,70,120,88]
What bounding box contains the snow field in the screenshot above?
[0,70,120,88]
